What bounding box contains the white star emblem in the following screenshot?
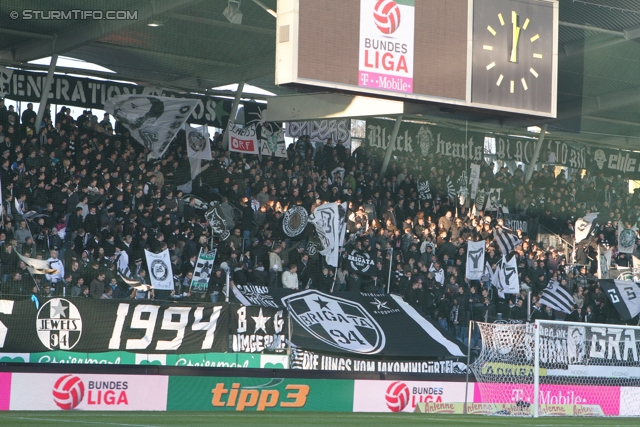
[370,298,389,310]
[50,299,67,318]
[251,308,271,334]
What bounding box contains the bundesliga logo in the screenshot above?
[373,0,401,34]
[385,381,409,412]
[53,375,85,410]
[52,374,130,410]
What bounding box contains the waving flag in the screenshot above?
[540,279,573,314]
[105,95,198,158]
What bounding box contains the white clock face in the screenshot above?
[471,0,555,114]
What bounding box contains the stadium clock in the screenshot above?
[471,0,556,114]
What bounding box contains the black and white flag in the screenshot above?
[466,240,485,280]
[105,95,198,158]
[186,123,211,180]
[119,274,153,292]
[575,212,598,243]
[475,190,486,212]
[493,226,522,256]
[282,206,309,237]
[598,245,612,279]
[469,163,481,200]
[457,171,468,206]
[446,176,456,199]
[205,202,230,240]
[17,252,58,275]
[618,222,637,254]
[485,188,502,211]
[115,250,130,278]
[599,279,640,321]
[540,279,573,314]
[186,123,212,160]
[260,126,287,158]
[190,249,217,293]
[418,180,432,200]
[310,203,341,267]
[481,261,493,282]
[145,249,174,291]
[345,249,377,277]
[492,255,519,298]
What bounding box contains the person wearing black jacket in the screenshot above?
[405,280,424,311]
[207,269,227,302]
[251,262,268,286]
[316,267,334,293]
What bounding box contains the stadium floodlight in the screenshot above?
[223,0,243,25]
[147,20,164,27]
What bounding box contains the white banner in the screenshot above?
[502,255,520,296]
[310,203,341,267]
[485,188,502,211]
[466,241,485,281]
[228,122,259,154]
[598,246,612,280]
[618,222,637,254]
[104,95,198,158]
[575,212,598,243]
[186,123,212,160]
[260,127,287,158]
[469,163,480,200]
[285,119,351,148]
[358,0,415,94]
[144,249,174,290]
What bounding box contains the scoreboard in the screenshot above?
[276,0,558,117]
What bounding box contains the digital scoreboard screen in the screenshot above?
[276,0,558,117]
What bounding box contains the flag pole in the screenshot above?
[386,249,393,294]
[330,271,338,293]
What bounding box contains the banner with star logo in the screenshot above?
[231,288,466,358]
[230,305,287,353]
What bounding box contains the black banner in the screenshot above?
[494,136,587,169]
[290,348,468,374]
[0,298,229,354]
[232,287,466,358]
[0,66,232,128]
[345,249,378,277]
[230,305,287,353]
[365,118,487,159]
[590,147,640,180]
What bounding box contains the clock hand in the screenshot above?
[510,11,520,63]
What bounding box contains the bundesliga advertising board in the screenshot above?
[353,380,470,413]
[5,373,168,411]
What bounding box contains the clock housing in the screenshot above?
[471,0,556,114]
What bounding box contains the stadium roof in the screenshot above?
[0,0,639,148]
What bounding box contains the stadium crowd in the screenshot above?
[0,99,638,340]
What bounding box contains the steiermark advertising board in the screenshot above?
[0,352,288,369]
